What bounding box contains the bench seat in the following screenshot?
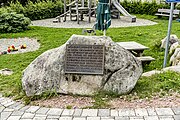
[155,9,180,18]
[137,56,155,65]
[155,13,178,18]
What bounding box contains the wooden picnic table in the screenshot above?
[117,41,149,57]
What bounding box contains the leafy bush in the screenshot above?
[0,12,31,33]
[9,0,63,20]
[121,0,169,15]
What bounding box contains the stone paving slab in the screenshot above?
[1,95,180,120]
[110,110,118,116]
[98,109,110,116]
[135,108,148,116]
[81,109,98,116]
[25,106,40,113]
[173,108,180,115]
[36,107,49,114]
[156,108,174,116]
[146,108,157,116]
[73,109,82,116]
[46,108,63,116]
[119,109,136,116]
[87,116,100,120]
[61,109,75,116]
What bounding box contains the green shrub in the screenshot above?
[0,12,31,33]
[10,0,63,20]
[121,0,169,15]
[9,0,25,14]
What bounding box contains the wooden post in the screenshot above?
[88,0,92,23]
[64,0,67,22]
[82,0,84,7]
[69,0,72,20]
[94,0,96,18]
[76,0,79,24]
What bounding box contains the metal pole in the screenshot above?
[163,2,174,68]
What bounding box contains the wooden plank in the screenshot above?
[64,0,67,22]
[71,7,89,11]
[75,0,79,24]
[88,0,92,23]
[137,56,155,62]
[67,1,76,6]
[117,41,149,51]
[155,13,178,17]
[157,9,180,15]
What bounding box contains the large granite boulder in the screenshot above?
[22,35,143,96]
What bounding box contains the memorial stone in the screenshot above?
[22,35,142,96]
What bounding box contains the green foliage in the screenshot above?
[9,0,25,14]
[0,12,31,33]
[133,71,180,98]
[0,0,63,20]
[121,0,169,15]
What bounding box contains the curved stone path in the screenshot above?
[31,16,157,28]
[0,93,180,120]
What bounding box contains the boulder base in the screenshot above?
[22,35,142,96]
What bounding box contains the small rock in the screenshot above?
[0,68,13,75]
[163,65,180,73]
[161,34,180,49]
[170,48,180,66]
[142,70,162,77]
[169,42,179,55]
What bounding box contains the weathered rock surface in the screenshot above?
[170,48,180,66]
[169,42,180,55]
[142,70,162,77]
[163,65,180,73]
[161,34,180,49]
[22,35,142,96]
[0,68,13,75]
[142,65,180,77]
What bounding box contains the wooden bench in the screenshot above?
[117,42,155,65]
[137,56,155,65]
[155,9,180,18]
[117,41,149,57]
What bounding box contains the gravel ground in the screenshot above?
[32,93,180,109]
[32,95,94,109]
[0,37,40,54]
[31,16,157,28]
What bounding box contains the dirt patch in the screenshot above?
[32,95,95,109]
[31,93,180,109]
[0,37,40,54]
[109,94,180,109]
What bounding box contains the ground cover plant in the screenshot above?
[0,15,180,107]
[0,12,31,33]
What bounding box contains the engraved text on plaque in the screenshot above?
[65,44,104,74]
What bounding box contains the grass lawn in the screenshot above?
[0,14,180,106]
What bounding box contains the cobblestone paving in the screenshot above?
[0,93,180,120]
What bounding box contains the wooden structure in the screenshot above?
[53,0,136,24]
[53,0,97,24]
[117,41,155,64]
[155,9,180,18]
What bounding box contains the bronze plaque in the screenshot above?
[65,44,105,74]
